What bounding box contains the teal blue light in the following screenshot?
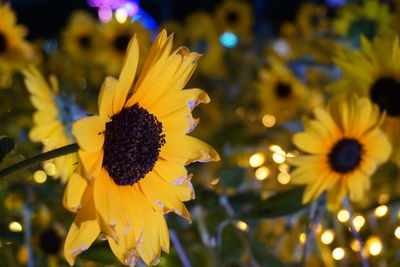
[220,31,238,48]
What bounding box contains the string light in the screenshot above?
[353,215,365,231]
[44,162,56,176]
[9,221,22,232]
[33,170,47,184]
[98,7,113,23]
[272,151,286,163]
[278,163,289,173]
[277,173,290,184]
[378,194,389,204]
[321,230,335,245]
[262,114,276,128]
[332,247,345,260]
[337,209,350,223]
[255,167,270,180]
[299,232,306,244]
[366,236,382,256]
[350,239,361,252]
[115,8,128,23]
[269,145,282,153]
[249,153,265,168]
[219,31,238,48]
[374,205,388,218]
[236,220,249,232]
[395,226,400,239]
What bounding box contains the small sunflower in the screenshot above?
[62,11,99,63]
[63,30,219,265]
[214,0,253,44]
[186,12,225,77]
[296,2,329,38]
[328,35,400,165]
[0,3,32,74]
[257,59,307,124]
[99,18,151,76]
[289,96,391,210]
[23,67,84,182]
[333,0,392,42]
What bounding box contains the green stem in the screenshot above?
[0,143,79,179]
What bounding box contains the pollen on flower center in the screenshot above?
[328,138,363,174]
[275,82,292,99]
[113,34,131,53]
[0,33,7,53]
[102,103,166,186]
[370,77,400,117]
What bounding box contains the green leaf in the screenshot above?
[79,242,118,264]
[232,187,308,219]
[218,167,246,189]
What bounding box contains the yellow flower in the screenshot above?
[23,67,79,182]
[63,30,220,266]
[0,3,32,74]
[257,59,307,124]
[214,0,253,44]
[289,96,391,210]
[328,35,400,165]
[186,12,225,77]
[99,17,151,76]
[333,0,392,41]
[296,2,329,38]
[62,11,99,63]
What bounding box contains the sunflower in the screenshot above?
[296,2,329,38]
[23,67,83,182]
[214,0,253,44]
[333,0,392,42]
[63,30,219,265]
[257,59,307,124]
[62,11,99,64]
[99,17,151,76]
[0,3,32,75]
[289,96,391,210]
[328,35,400,165]
[186,12,225,77]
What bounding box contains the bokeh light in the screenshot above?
[255,166,270,180]
[337,209,350,223]
[249,153,265,168]
[220,31,238,48]
[33,170,47,184]
[321,230,335,245]
[9,221,22,232]
[332,247,345,260]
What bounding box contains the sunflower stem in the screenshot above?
[169,229,192,267]
[0,143,79,179]
[343,198,370,267]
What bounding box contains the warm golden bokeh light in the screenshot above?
[236,220,249,232]
[262,114,276,128]
[337,209,350,223]
[299,232,306,244]
[366,236,382,256]
[33,170,47,184]
[321,229,335,245]
[44,162,56,176]
[395,226,400,239]
[249,153,265,168]
[374,205,388,218]
[277,173,290,184]
[9,221,23,232]
[255,166,270,180]
[353,215,365,231]
[332,247,345,260]
[272,151,286,163]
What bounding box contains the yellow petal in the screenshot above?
[113,35,139,113]
[63,172,88,212]
[326,178,347,211]
[293,132,329,154]
[72,116,105,153]
[79,150,104,179]
[98,76,119,120]
[160,135,219,165]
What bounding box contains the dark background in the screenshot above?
[9,0,325,39]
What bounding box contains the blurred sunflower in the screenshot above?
[99,18,151,76]
[186,12,225,77]
[296,2,329,38]
[63,31,219,266]
[62,11,99,63]
[23,67,84,182]
[215,0,253,44]
[289,96,391,210]
[333,0,392,42]
[0,3,32,75]
[257,59,307,124]
[160,20,185,48]
[328,35,400,165]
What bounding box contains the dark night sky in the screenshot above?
[9,0,317,39]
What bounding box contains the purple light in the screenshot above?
[88,0,138,10]
[123,2,139,17]
[98,7,112,23]
[325,0,348,8]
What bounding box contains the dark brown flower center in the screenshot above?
[0,33,7,53]
[275,82,292,99]
[226,11,239,24]
[113,34,131,53]
[78,35,91,49]
[102,104,165,186]
[328,138,363,174]
[370,77,400,117]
